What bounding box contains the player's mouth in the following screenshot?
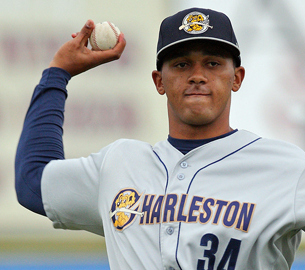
[184,86,211,97]
[185,93,211,97]
[184,90,211,97]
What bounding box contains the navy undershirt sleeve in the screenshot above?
[15,67,71,216]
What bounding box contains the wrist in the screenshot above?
[40,67,71,93]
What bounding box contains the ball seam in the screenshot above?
[107,21,119,45]
[91,28,99,50]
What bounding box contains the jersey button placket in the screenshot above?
[166,226,174,235]
[161,160,189,269]
[160,222,179,269]
[177,161,188,180]
[177,173,185,180]
[180,161,188,168]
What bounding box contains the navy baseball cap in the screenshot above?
[156,8,241,70]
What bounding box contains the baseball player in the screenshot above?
[15,7,305,270]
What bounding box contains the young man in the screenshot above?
[15,7,305,270]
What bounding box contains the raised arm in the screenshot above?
[15,20,126,215]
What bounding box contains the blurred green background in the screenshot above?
[1,0,305,268]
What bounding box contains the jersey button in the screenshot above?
[177,173,185,180]
[168,267,176,270]
[166,226,174,235]
[180,161,188,168]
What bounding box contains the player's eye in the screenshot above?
[208,61,219,67]
[175,62,188,68]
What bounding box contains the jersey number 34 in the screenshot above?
[197,233,241,270]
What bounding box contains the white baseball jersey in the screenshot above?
[41,130,305,270]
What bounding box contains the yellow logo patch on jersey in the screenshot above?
[109,188,143,231]
[179,11,213,34]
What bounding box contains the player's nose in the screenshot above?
[188,63,208,84]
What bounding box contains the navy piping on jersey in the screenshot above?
[153,150,170,254]
[174,137,262,269]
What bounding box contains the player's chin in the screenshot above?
[184,107,214,122]
[182,113,215,127]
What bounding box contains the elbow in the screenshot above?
[15,163,47,216]
[16,187,47,216]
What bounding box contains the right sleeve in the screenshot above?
[15,67,71,216]
[41,145,113,236]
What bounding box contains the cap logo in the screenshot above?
[179,12,213,34]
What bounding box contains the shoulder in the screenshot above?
[44,139,154,172]
[90,139,155,163]
[240,130,305,165]
[254,132,304,156]
[106,138,153,152]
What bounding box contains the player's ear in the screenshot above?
[232,66,245,92]
[152,70,165,95]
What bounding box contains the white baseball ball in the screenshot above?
[89,21,121,51]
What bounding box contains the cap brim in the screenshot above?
[156,37,241,69]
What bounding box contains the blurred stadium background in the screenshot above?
[1,0,305,269]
